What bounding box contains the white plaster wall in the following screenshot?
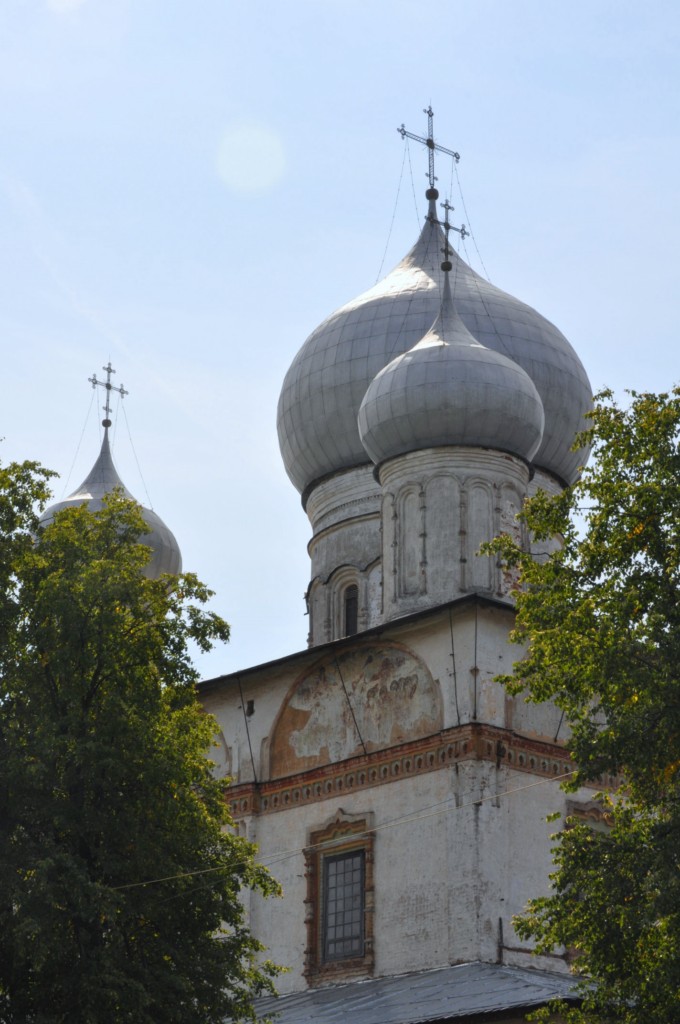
[234,759,581,994]
[306,466,381,535]
[305,466,383,644]
[299,454,569,649]
[483,765,596,972]
[379,448,530,618]
[307,517,381,584]
[200,609,581,996]
[241,808,308,990]
[367,559,383,626]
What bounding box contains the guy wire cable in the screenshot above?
[454,159,492,282]
[375,143,408,283]
[60,388,96,499]
[405,139,421,228]
[334,655,368,756]
[121,400,154,510]
[448,605,462,726]
[473,602,479,720]
[237,673,258,785]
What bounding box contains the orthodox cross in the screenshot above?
[88,361,128,428]
[398,105,460,190]
[439,198,468,272]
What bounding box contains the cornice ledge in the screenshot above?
[226,723,617,819]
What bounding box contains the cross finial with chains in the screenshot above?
[88,361,128,428]
[398,105,460,192]
[438,199,469,272]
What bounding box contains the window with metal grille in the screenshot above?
[304,816,374,983]
[322,850,365,961]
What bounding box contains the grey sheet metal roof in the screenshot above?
[358,274,545,467]
[253,962,578,1023]
[277,192,591,495]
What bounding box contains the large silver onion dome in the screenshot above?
[277,197,591,496]
[358,276,545,466]
[39,429,182,579]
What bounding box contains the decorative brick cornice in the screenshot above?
[227,724,619,819]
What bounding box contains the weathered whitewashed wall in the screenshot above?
[200,602,596,995]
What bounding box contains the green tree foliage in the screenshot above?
[489,388,680,1024]
[0,463,278,1024]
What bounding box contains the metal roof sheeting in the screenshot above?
[251,963,578,1024]
[277,202,591,494]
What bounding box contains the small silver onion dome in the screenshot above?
[358,275,545,466]
[39,429,182,579]
[277,196,591,496]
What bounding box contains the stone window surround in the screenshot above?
[304,812,375,985]
[329,566,364,642]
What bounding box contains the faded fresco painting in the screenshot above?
[270,643,442,778]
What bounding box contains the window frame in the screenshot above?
[304,815,375,984]
[322,848,365,961]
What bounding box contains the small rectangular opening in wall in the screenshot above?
[344,585,359,636]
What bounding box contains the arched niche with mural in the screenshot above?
[269,642,443,779]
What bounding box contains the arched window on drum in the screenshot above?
[343,584,358,637]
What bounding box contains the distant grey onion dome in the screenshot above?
[358,275,545,466]
[39,429,182,579]
[277,196,591,496]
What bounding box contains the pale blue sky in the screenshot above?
[1,0,678,675]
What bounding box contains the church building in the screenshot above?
[41,116,600,1022]
[198,120,599,1021]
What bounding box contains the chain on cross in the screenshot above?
[89,361,128,427]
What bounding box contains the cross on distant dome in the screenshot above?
[88,361,128,428]
[397,105,460,191]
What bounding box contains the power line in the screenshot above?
[111,768,577,894]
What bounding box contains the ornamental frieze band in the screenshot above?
[227,722,616,819]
